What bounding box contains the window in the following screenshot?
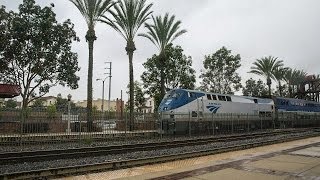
[212,95,217,100]
[189,92,197,98]
[218,95,226,101]
[226,96,232,102]
[207,94,212,100]
[192,111,197,117]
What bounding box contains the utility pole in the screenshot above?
[120,90,123,120]
[105,62,112,111]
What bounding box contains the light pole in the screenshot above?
[97,77,107,119]
[67,94,72,133]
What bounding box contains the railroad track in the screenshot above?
[0,129,307,165]
[1,128,319,179]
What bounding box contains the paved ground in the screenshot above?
[61,136,320,180]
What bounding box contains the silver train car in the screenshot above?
[158,89,320,134]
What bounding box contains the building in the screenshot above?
[28,96,57,107]
[75,99,123,112]
[140,97,155,113]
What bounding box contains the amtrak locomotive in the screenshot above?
[158,89,320,134]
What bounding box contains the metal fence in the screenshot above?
[0,107,319,145]
[159,111,320,137]
[0,107,159,146]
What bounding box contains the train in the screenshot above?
[158,89,320,134]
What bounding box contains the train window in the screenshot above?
[226,96,232,102]
[212,95,217,100]
[172,92,181,98]
[254,99,258,104]
[191,111,197,117]
[207,94,212,100]
[188,92,196,98]
[218,95,226,101]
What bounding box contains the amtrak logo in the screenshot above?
[206,105,221,113]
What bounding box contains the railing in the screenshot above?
[0,107,319,146]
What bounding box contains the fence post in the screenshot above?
[212,113,214,136]
[188,111,191,137]
[125,112,127,140]
[79,111,82,145]
[247,113,249,133]
[259,113,261,131]
[231,114,234,134]
[160,112,163,139]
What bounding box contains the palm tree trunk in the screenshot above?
[160,64,165,100]
[160,68,165,98]
[278,81,282,97]
[288,83,292,98]
[267,77,272,97]
[128,51,134,131]
[126,40,136,131]
[159,54,166,100]
[86,29,96,132]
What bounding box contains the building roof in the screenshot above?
[0,84,21,98]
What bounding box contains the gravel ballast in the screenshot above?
[0,131,318,174]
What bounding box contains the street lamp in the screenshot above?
[97,77,107,119]
[67,94,72,133]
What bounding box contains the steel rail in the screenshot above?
[2,130,319,180]
[0,129,312,165]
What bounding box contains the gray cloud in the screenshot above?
[2,0,320,101]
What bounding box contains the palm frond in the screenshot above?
[69,0,115,29]
[138,12,186,53]
[100,0,153,41]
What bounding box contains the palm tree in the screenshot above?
[273,67,288,96]
[249,56,284,97]
[99,0,153,130]
[69,0,115,130]
[138,13,187,99]
[284,68,307,98]
[284,68,295,97]
[293,69,307,97]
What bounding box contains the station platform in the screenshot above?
[62,136,320,180]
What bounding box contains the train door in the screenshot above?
[253,99,259,115]
[196,96,204,119]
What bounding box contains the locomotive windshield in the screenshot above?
[159,89,187,112]
[163,90,182,100]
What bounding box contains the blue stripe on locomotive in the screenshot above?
[158,89,205,112]
[274,97,320,112]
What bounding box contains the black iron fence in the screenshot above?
[0,107,319,145]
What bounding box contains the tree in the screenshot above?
[31,99,45,109]
[126,81,146,112]
[0,5,11,73]
[139,13,186,100]
[55,94,76,112]
[5,99,17,109]
[141,44,196,109]
[273,67,288,97]
[0,0,80,112]
[99,0,153,130]
[69,0,115,129]
[283,68,307,98]
[242,78,269,97]
[249,56,284,97]
[199,47,242,94]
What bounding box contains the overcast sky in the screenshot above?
[2,0,320,102]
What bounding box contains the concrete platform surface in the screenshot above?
[183,168,288,180]
[60,136,320,180]
[291,145,320,157]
